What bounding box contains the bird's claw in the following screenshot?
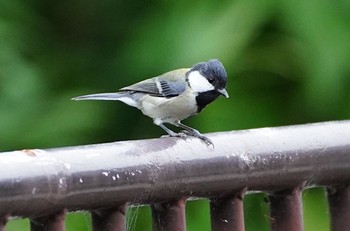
[162,130,214,149]
[181,130,214,149]
[161,132,188,139]
[199,136,214,149]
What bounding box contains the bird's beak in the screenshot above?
[217,88,229,98]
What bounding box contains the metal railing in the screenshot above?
[1,120,350,231]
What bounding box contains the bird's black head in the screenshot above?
[187,59,229,112]
[190,59,228,97]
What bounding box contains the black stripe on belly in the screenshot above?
[195,90,221,112]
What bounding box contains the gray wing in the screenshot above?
[120,68,189,97]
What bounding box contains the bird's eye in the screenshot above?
[208,78,214,83]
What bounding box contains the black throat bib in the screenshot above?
[195,90,221,113]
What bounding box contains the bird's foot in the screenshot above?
[181,130,214,149]
[161,131,188,139]
[161,130,214,149]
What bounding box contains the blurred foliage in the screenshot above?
[1,0,349,230]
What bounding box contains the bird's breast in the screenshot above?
[139,90,197,122]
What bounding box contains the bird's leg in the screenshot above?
[174,121,214,147]
[158,123,187,138]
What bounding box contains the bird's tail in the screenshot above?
[72,92,127,101]
[72,92,139,108]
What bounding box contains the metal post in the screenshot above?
[327,185,350,231]
[210,191,245,231]
[0,215,8,231]
[30,209,66,231]
[269,187,303,231]
[92,203,127,231]
[151,198,186,231]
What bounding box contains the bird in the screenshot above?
[72,59,229,147]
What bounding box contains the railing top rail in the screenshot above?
[1,120,350,217]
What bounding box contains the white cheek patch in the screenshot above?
[187,71,214,93]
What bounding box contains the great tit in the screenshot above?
[72,59,229,147]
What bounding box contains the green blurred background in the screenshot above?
[1,0,349,230]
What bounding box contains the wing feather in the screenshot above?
[120,68,189,97]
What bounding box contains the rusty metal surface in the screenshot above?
[151,198,186,231]
[30,209,66,231]
[268,187,303,231]
[0,121,350,217]
[327,185,350,231]
[210,191,245,231]
[91,203,127,231]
